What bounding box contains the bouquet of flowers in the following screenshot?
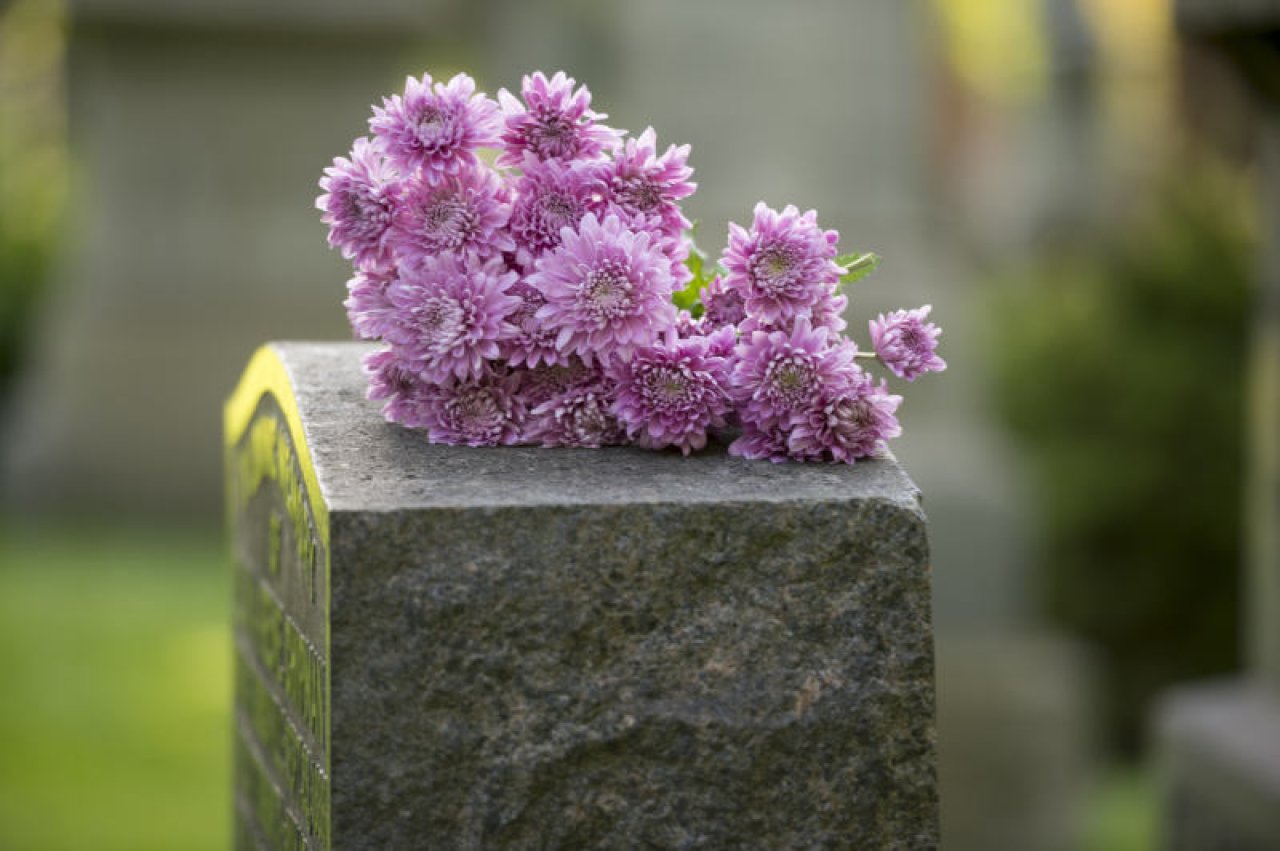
[318,70,945,462]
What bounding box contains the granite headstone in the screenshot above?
[225,342,939,849]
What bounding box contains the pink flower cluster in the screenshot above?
[319,70,945,462]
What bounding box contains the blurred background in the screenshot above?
[1,0,1275,848]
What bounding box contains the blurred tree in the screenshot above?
[988,152,1253,752]
[0,0,67,412]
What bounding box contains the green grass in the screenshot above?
[0,525,231,851]
[1078,762,1159,851]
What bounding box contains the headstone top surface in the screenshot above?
[249,342,924,514]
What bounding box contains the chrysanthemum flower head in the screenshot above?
[518,358,598,408]
[699,274,747,330]
[721,202,843,325]
[702,324,738,359]
[609,332,731,455]
[370,72,501,182]
[727,420,793,463]
[732,316,856,425]
[812,291,850,334]
[344,266,399,341]
[500,280,564,369]
[390,165,513,263]
[598,127,695,241]
[508,156,598,269]
[363,347,431,426]
[739,289,849,337]
[673,310,703,339]
[527,379,624,449]
[530,212,677,364]
[383,254,520,383]
[869,304,947,382]
[497,70,621,167]
[786,369,903,463]
[422,368,527,447]
[316,136,400,268]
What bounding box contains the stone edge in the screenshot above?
[225,343,331,540]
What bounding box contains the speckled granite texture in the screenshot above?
[230,342,939,850]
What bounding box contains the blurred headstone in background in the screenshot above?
[0,0,473,516]
[1157,2,1280,848]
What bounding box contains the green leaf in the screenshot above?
[836,251,881,286]
[671,281,705,316]
[671,223,719,318]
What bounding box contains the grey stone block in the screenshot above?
[225,341,939,850]
[935,633,1096,851]
[1155,681,1280,850]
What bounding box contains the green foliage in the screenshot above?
[836,251,881,286]
[987,157,1253,752]
[1079,762,1158,851]
[671,224,719,318]
[0,0,69,408]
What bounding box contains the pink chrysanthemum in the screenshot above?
[518,359,598,408]
[786,370,903,463]
[527,380,624,449]
[597,127,695,241]
[322,73,948,463]
[391,166,514,263]
[508,156,598,269]
[812,291,850,334]
[316,137,400,268]
[530,212,677,364]
[727,420,793,463]
[364,347,431,426]
[501,280,563,368]
[869,304,947,382]
[422,368,527,447]
[732,316,857,426]
[383,255,520,383]
[699,274,747,330]
[496,70,620,167]
[673,310,703,339]
[370,72,501,182]
[738,290,849,337]
[702,324,738,359]
[609,332,731,455]
[661,233,695,290]
[721,202,843,325]
[344,266,399,340]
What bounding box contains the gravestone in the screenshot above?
[1155,3,1280,848]
[225,342,939,849]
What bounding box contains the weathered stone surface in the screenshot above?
[226,341,938,849]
